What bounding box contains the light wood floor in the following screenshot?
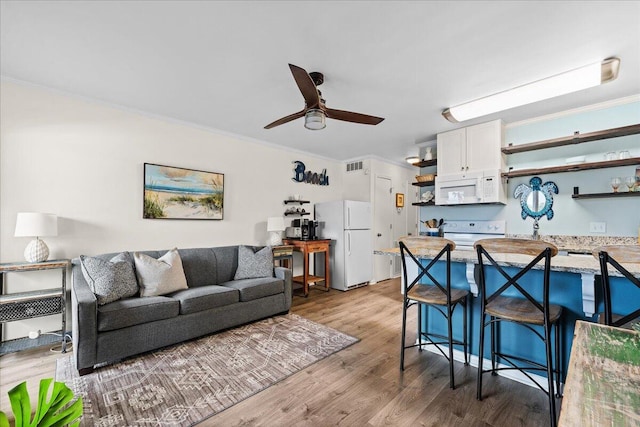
[1,278,554,426]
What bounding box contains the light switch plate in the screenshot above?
[589,222,606,233]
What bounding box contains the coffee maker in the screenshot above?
[302,219,318,240]
[290,219,317,240]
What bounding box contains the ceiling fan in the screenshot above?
[264,63,385,130]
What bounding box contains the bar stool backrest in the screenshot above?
[474,238,558,317]
[399,237,456,298]
[592,245,640,328]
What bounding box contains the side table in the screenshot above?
[0,259,70,353]
[272,245,294,268]
[282,239,331,297]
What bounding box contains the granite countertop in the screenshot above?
[376,241,640,277]
[506,235,639,254]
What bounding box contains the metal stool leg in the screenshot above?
[477,311,486,400]
[555,321,562,398]
[544,322,557,427]
[400,298,408,371]
[463,296,469,365]
[447,303,455,389]
[490,316,498,375]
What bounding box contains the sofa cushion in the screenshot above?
[169,285,239,315]
[220,277,284,302]
[178,248,218,287]
[134,248,189,297]
[212,246,239,283]
[80,252,138,305]
[97,296,179,332]
[234,246,274,280]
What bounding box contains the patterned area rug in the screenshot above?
[56,314,358,426]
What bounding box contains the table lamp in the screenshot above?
[266,217,285,246]
[14,212,58,263]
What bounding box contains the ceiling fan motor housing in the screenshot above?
[309,71,324,86]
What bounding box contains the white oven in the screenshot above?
[435,170,506,205]
[442,220,506,251]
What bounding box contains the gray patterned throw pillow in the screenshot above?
[234,246,274,279]
[80,252,139,305]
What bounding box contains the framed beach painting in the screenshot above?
[143,163,224,220]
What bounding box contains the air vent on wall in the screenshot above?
[346,161,363,172]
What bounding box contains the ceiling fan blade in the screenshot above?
[264,110,306,129]
[289,64,320,109]
[324,108,385,125]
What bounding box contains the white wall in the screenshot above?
[0,80,347,339]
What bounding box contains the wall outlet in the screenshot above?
[589,222,606,233]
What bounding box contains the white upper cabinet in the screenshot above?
[437,119,505,178]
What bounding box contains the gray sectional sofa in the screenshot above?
[71,246,292,375]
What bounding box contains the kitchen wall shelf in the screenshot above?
[284,211,310,216]
[571,191,640,200]
[412,201,435,206]
[411,159,437,168]
[502,157,640,179]
[502,123,640,155]
[412,180,435,187]
[283,200,310,205]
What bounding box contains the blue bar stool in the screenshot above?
[399,237,469,389]
[475,238,562,427]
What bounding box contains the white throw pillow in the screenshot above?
[134,248,188,297]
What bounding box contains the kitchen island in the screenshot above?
[376,239,640,389]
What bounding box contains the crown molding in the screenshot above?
[505,94,640,128]
[0,76,339,164]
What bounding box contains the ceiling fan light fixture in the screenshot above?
[304,109,326,130]
[442,57,621,123]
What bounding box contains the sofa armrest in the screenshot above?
[275,266,293,309]
[71,259,98,371]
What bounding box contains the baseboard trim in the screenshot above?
[416,340,562,394]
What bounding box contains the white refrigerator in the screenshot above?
[314,200,373,291]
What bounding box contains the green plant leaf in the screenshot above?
[7,381,32,426]
[0,411,10,427]
[6,379,82,427]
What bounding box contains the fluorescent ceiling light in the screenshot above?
[442,57,620,123]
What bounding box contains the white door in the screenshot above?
[344,229,373,287]
[373,176,393,283]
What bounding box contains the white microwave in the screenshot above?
[435,170,506,205]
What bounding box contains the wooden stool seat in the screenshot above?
[486,295,562,325]
[597,312,639,330]
[408,286,469,306]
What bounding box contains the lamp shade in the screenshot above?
[15,213,58,237]
[267,217,285,232]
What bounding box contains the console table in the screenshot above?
[283,239,331,297]
[558,320,640,426]
[0,259,70,353]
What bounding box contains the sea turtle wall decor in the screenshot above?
[514,176,558,239]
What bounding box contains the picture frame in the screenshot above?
[395,193,405,208]
[143,163,224,220]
